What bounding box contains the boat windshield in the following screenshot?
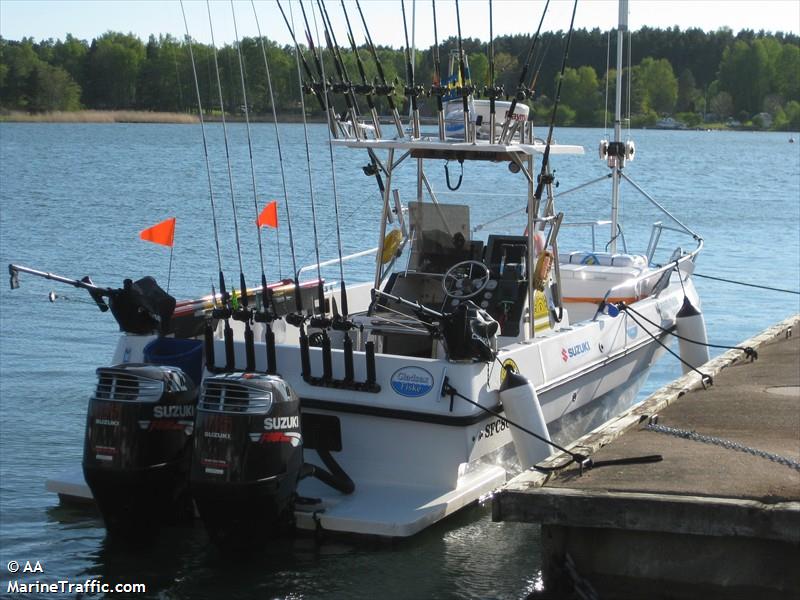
[405,201,483,275]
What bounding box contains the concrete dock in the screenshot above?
[493,315,800,600]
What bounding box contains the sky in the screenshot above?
[1,0,798,49]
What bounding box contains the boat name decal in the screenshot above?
[477,418,509,440]
[263,415,300,431]
[390,367,434,397]
[154,405,194,418]
[561,341,591,362]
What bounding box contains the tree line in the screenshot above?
[1,26,798,129]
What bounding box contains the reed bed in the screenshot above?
[0,110,199,124]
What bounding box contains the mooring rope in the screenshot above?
[617,304,713,388]
[693,273,800,296]
[620,302,758,361]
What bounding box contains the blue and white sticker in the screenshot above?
[390,366,434,397]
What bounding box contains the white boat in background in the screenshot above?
[9,0,709,546]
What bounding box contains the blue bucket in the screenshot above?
[143,337,204,387]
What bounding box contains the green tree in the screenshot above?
[677,68,699,112]
[637,57,678,114]
[86,32,145,108]
[709,91,734,119]
[29,62,81,111]
[558,65,600,124]
[718,39,770,114]
[775,43,800,101]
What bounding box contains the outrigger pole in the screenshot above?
[206,0,253,373]
[355,0,405,138]
[180,0,234,372]
[499,0,550,144]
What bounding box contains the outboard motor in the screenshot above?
[83,364,198,539]
[191,373,303,549]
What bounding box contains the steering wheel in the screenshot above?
[442,260,491,300]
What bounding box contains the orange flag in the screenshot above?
[257,200,278,229]
[139,217,176,247]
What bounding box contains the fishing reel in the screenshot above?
[513,85,534,102]
[373,83,396,97]
[430,83,447,98]
[483,84,505,101]
[404,83,426,99]
[354,82,374,95]
[331,80,351,95]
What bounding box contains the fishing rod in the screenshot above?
[499,0,550,144]
[534,0,579,207]
[400,0,422,137]
[312,2,357,383]
[290,0,331,384]
[430,0,445,140]
[454,0,472,142]
[484,0,504,144]
[252,0,298,375]
[312,0,360,139]
[180,0,233,372]
[355,0,405,138]
[206,0,250,373]
[230,0,265,373]
[340,0,382,138]
[276,0,337,136]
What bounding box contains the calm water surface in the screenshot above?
[1,123,798,599]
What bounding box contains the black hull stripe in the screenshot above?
[300,331,670,426]
[300,397,503,427]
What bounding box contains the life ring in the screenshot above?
[580,253,600,265]
[381,229,403,264]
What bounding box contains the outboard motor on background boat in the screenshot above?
[82,364,198,540]
[191,373,303,549]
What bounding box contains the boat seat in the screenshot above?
[558,261,653,316]
[559,251,647,268]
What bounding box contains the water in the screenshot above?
[1,123,798,599]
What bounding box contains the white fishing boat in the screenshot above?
[9,0,709,546]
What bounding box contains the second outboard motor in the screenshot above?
[191,373,303,549]
[83,364,198,540]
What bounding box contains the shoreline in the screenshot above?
[0,109,328,124]
[0,109,795,133]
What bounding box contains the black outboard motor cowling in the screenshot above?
[191,373,303,549]
[82,364,198,539]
